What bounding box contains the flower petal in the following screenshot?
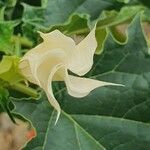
[38,30,75,55]
[35,49,66,84]
[46,64,65,124]
[19,27,122,124]
[34,50,67,123]
[68,25,97,76]
[65,74,122,98]
[20,49,66,84]
[23,30,75,58]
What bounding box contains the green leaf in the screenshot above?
[0,56,24,85]
[95,5,144,53]
[21,0,122,43]
[3,0,17,7]
[0,54,39,98]
[14,15,150,149]
[12,95,105,150]
[22,0,120,28]
[72,115,150,150]
[57,14,150,123]
[13,92,150,150]
[115,0,130,3]
[0,21,18,54]
[138,0,150,8]
[21,2,146,54]
[0,56,38,99]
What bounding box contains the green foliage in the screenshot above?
[22,0,120,28]
[0,21,17,54]
[0,0,150,149]
[3,0,17,7]
[21,0,122,43]
[12,14,150,149]
[0,56,24,119]
[0,56,24,84]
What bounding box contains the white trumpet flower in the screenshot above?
[19,26,120,123]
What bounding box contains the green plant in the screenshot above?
[0,0,150,149]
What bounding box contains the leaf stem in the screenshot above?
[14,34,21,56]
[12,35,33,48]
[12,83,39,98]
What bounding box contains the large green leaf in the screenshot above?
[13,94,105,150]
[73,115,150,150]
[22,0,121,28]
[56,14,150,123]
[21,0,122,43]
[21,1,146,53]
[13,93,150,150]
[13,14,150,150]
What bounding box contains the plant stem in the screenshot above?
[12,35,33,48]
[12,83,39,98]
[14,34,21,57]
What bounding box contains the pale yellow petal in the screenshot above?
[65,74,122,98]
[22,30,75,59]
[46,64,65,124]
[54,66,122,98]
[19,49,67,123]
[19,51,42,86]
[38,30,75,55]
[20,29,76,82]
[68,25,97,76]
[34,50,66,123]
[20,49,66,85]
[19,27,122,124]
[36,63,63,124]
